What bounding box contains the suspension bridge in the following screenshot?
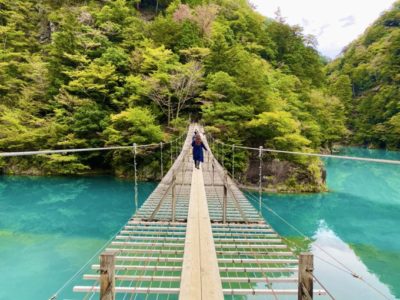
[65,124,326,300]
[1,124,397,300]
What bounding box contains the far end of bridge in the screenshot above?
[72,124,326,299]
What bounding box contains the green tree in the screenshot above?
[104,107,163,145]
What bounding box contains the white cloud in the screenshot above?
[251,0,396,58]
[339,16,356,28]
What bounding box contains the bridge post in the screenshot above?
[223,173,227,224]
[172,172,176,222]
[133,143,138,210]
[212,160,215,185]
[170,141,173,167]
[100,251,115,300]
[181,152,185,183]
[231,144,235,180]
[160,142,164,178]
[175,139,178,160]
[298,253,314,300]
[258,146,263,214]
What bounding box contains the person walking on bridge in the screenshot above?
[192,129,198,141]
[191,133,207,169]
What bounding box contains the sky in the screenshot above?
[251,0,396,58]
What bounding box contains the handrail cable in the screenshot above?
[49,220,130,300]
[48,132,188,299]
[209,134,392,299]
[212,140,400,165]
[311,274,336,300]
[243,190,391,300]
[0,132,187,158]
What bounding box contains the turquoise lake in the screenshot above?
[0,147,399,299]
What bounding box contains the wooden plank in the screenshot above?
[73,286,326,296]
[179,164,224,300]
[197,165,224,300]
[92,265,182,272]
[73,286,180,294]
[83,275,181,282]
[179,164,202,300]
[74,125,316,299]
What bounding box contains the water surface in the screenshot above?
[1,147,400,299]
[0,176,155,300]
[248,147,400,299]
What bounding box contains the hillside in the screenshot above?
[0,0,348,191]
[327,1,400,149]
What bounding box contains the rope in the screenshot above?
[241,192,337,299]
[213,140,400,165]
[49,131,189,299]
[49,220,130,300]
[312,274,336,300]
[0,132,187,158]
[243,190,392,300]
[2,145,135,157]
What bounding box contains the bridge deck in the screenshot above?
[73,125,326,299]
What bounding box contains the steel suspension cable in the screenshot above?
[49,220,131,300]
[243,190,391,300]
[311,274,336,300]
[214,140,400,165]
[243,193,336,300]
[133,143,138,210]
[1,132,186,158]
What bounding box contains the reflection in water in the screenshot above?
[0,176,156,300]
[312,222,394,300]
[257,147,400,300]
[1,147,399,299]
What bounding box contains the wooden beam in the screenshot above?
[179,164,224,300]
[298,253,314,300]
[99,251,115,300]
[74,287,180,294]
[223,175,227,224]
[172,173,176,222]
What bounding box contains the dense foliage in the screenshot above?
[327,1,400,149]
[0,0,349,191]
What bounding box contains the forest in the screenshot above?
[0,0,397,191]
[327,0,400,150]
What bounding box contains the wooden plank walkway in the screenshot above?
[180,165,224,299]
[73,125,327,299]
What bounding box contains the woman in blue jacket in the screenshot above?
[191,134,207,169]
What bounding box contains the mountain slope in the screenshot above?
[0,0,348,191]
[327,1,400,149]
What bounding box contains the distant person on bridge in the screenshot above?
[192,129,198,141]
[192,134,207,169]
